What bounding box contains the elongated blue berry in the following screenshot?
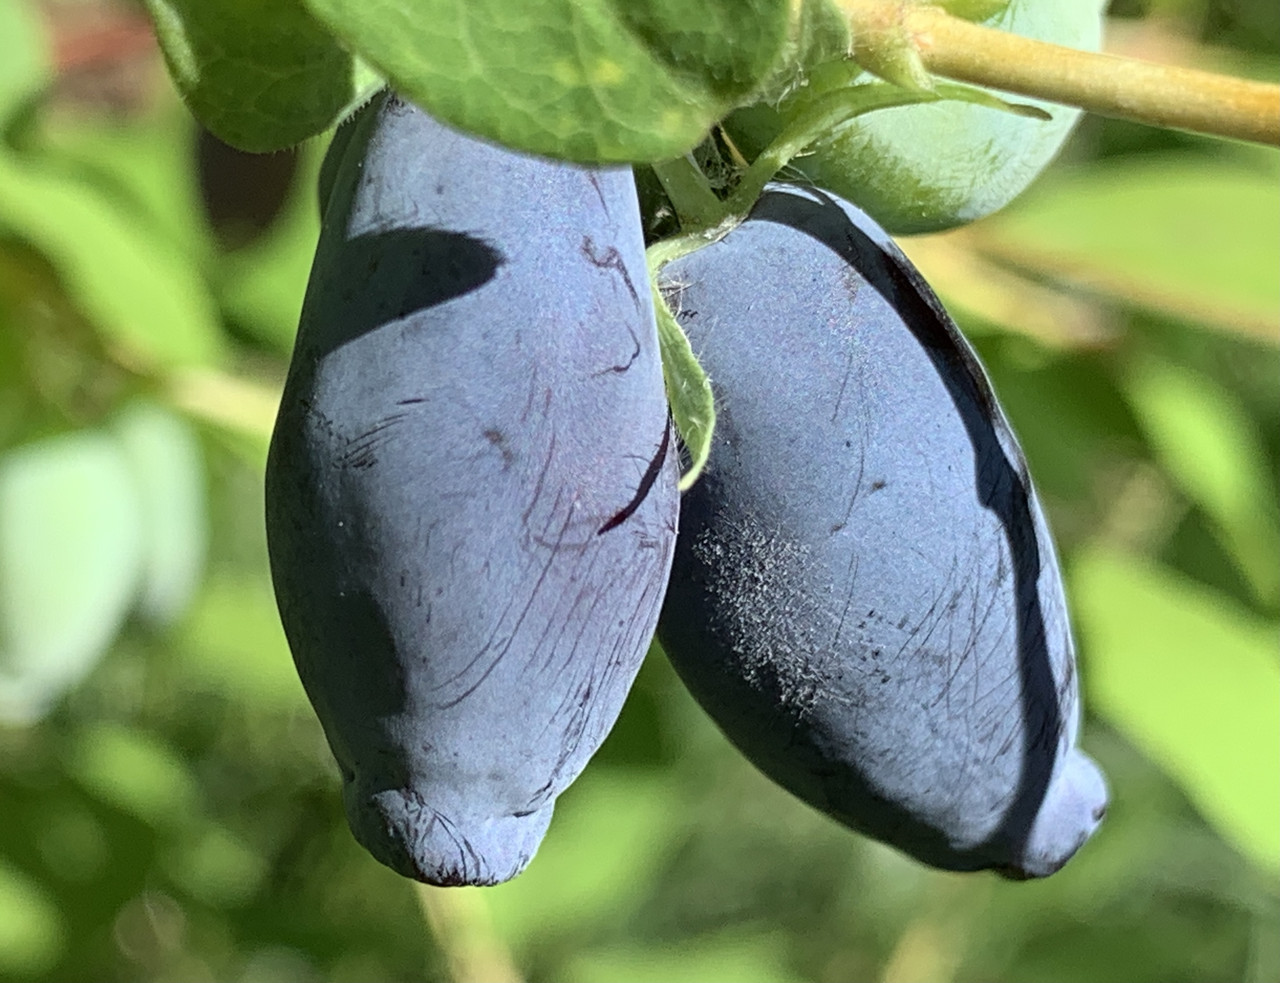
[658,185,1105,878]
[267,92,678,886]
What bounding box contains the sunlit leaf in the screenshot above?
[0,149,226,370]
[1125,355,1280,604]
[976,157,1280,342]
[725,0,1105,233]
[564,933,794,983]
[34,109,214,262]
[654,283,716,490]
[0,0,50,124]
[164,824,267,905]
[740,0,850,105]
[486,770,684,947]
[1072,547,1280,872]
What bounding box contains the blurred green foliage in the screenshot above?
[1,0,1278,980]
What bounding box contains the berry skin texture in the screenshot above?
[266,92,678,887]
[657,185,1106,878]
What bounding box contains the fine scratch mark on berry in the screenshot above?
[598,424,671,534]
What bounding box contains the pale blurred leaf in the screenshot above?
[563,933,794,983]
[34,109,214,261]
[164,824,267,906]
[0,431,145,723]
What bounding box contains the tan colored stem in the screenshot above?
[837,0,1280,146]
[414,884,523,983]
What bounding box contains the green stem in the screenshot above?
[835,0,1280,146]
[649,156,722,229]
[725,86,929,217]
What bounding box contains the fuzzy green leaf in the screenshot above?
[303,0,790,163]
[649,236,718,489]
[143,0,382,150]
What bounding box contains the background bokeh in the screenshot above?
[1,0,1277,980]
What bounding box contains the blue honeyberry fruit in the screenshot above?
[657,184,1106,878]
[266,91,678,886]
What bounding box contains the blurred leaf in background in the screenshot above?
[0,0,50,121]
[1074,547,1280,872]
[0,0,1278,981]
[0,428,144,723]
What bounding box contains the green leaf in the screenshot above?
[0,0,50,125]
[850,5,933,93]
[142,0,383,151]
[164,824,267,906]
[613,0,789,102]
[303,0,790,163]
[110,402,209,627]
[34,108,216,263]
[750,0,850,105]
[175,573,307,712]
[977,156,1280,342]
[0,431,145,724]
[0,859,65,977]
[1072,548,1280,872]
[649,155,723,230]
[33,806,110,884]
[1124,356,1280,604]
[563,933,794,983]
[726,80,1046,219]
[936,0,1013,20]
[67,722,203,826]
[0,148,226,370]
[486,770,684,947]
